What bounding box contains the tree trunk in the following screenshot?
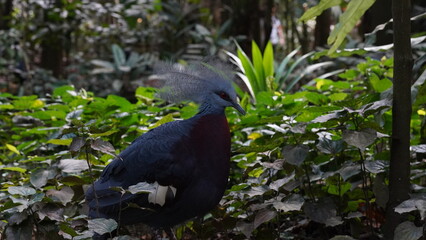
[314,9,331,48]
[384,0,413,239]
[361,0,393,45]
[0,0,13,30]
[227,0,273,54]
[40,0,64,78]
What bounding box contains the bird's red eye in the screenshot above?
[218,91,230,100]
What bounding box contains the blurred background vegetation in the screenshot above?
[1,0,423,98]
[1,0,426,239]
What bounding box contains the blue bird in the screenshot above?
[85,61,245,238]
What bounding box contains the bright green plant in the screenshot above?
[228,42,335,100]
[0,56,425,239]
[227,41,275,100]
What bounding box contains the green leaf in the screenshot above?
[251,41,266,91]
[8,186,36,196]
[136,87,156,100]
[342,128,377,151]
[394,221,423,240]
[30,169,54,188]
[248,167,264,178]
[255,91,274,106]
[91,139,117,157]
[237,46,259,94]
[53,85,75,98]
[282,145,309,166]
[106,95,133,111]
[90,130,119,137]
[150,114,174,129]
[317,138,343,155]
[327,0,375,54]
[88,218,118,235]
[91,60,115,74]
[1,167,27,173]
[369,74,393,92]
[254,209,276,229]
[327,182,351,196]
[69,137,86,153]
[59,159,89,173]
[329,93,348,101]
[273,194,304,212]
[112,44,126,67]
[299,0,342,22]
[6,143,20,155]
[29,110,67,120]
[46,187,74,205]
[262,41,274,79]
[47,139,73,146]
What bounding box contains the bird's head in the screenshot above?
[157,61,245,115]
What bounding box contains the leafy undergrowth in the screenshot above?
[0,57,425,240]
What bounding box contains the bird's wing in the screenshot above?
[86,119,195,217]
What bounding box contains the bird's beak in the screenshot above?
[232,101,246,115]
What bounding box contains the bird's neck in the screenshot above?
[197,102,225,116]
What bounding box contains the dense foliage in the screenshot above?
[1,55,425,239]
[1,0,426,239]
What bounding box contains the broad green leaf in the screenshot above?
[6,144,20,155]
[299,0,342,22]
[136,87,156,100]
[90,60,115,74]
[8,186,36,196]
[237,46,259,94]
[248,167,264,178]
[47,139,73,146]
[304,199,338,225]
[69,137,86,153]
[91,139,117,157]
[53,85,75,98]
[255,91,274,106]
[329,93,348,101]
[342,128,377,151]
[327,0,375,54]
[270,172,295,191]
[88,218,118,235]
[251,41,266,91]
[59,159,89,173]
[273,194,304,212]
[253,209,276,229]
[262,41,274,79]
[46,187,74,205]
[106,95,133,111]
[282,145,309,166]
[317,138,343,155]
[150,113,174,129]
[369,73,392,92]
[327,182,351,196]
[395,198,426,216]
[394,221,423,240]
[112,44,126,67]
[29,110,67,120]
[30,169,54,188]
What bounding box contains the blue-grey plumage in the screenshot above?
[85,61,245,236]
